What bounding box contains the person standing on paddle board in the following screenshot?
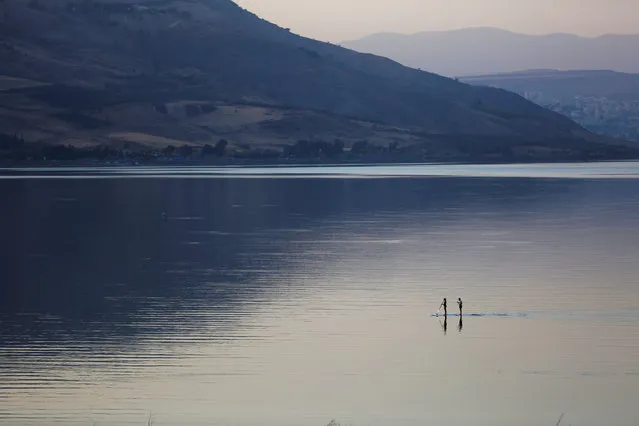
[440,298,447,316]
[457,298,463,316]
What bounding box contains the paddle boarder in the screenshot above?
[457,297,463,316]
[440,298,447,316]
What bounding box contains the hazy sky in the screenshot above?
[235,0,639,42]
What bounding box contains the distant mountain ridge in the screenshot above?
[461,69,639,99]
[342,28,639,77]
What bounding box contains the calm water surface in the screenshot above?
[1,162,639,426]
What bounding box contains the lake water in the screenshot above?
[1,162,639,426]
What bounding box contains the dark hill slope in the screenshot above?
[0,0,636,161]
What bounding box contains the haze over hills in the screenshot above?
[462,70,639,101]
[461,69,639,142]
[342,28,639,77]
[0,2,636,162]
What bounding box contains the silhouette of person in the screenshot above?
[440,298,447,316]
[457,316,463,333]
[457,297,463,316]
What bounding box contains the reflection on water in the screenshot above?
[1,166,639,426]
[1,160,639,179]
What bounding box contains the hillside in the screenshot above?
[461,70,639,142]
[461,70,639,101]
[342,28,639,78]
[0,1,636,163]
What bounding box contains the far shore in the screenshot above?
[1,156,637,170]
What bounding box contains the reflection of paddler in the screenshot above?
[439,298,447,316]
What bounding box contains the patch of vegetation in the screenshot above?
[0,133,24,151]
[2,137,638,165]
[284,139,345,158]
[154,104,168,115]
[201,139,228,157]
[298,46,321,59]
[184,104,201,117]
[200,103,217,114]
[475,102,542,121]
[52,112,112,130]
[1,142,120,161]
[13,85,123,110]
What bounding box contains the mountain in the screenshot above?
[342,28,639,78]
[461,70,639,142]
[0,2,636,163]
[462,69,639,101]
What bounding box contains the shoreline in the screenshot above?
[2,155,638,169]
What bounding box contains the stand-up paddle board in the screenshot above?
[431,313,527,318]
